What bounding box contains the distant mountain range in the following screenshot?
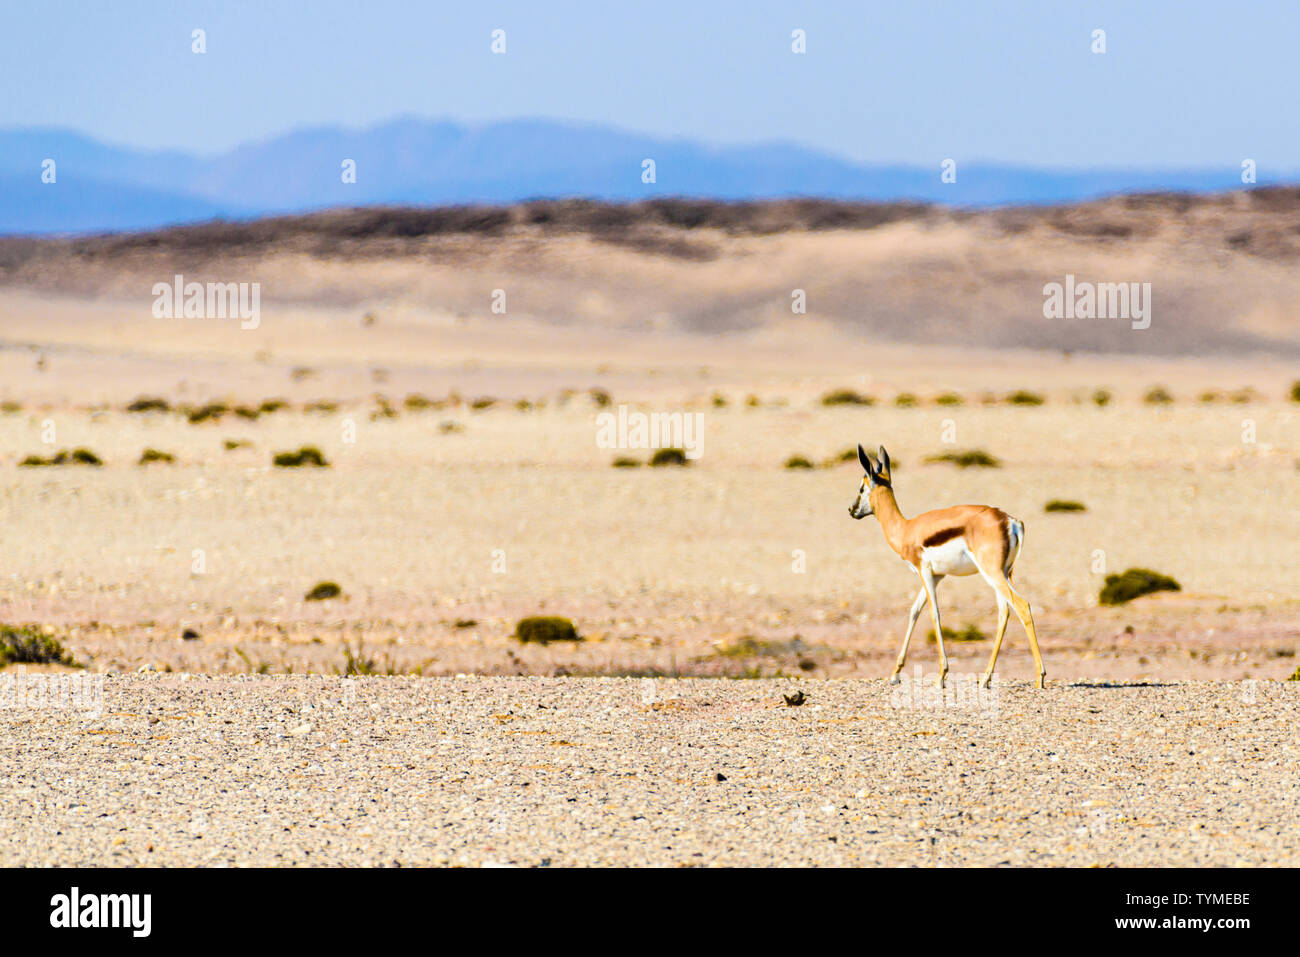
[0,117,1286,235]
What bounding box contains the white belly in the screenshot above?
[921,537,980,576]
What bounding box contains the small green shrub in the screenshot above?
[784,455,815,470]
[590,388,613,408]
[649,448,690,467]
[0,625,80,668]
[1099,568,1181,605]
[403,393,437,411]
[1006,390,1045,406]
[273,446,329,468]
[126,396,170,413]
[894,393,919,408]
[927,624,987,643]
[304,400,338,414]
[304,581,342,601]
[821,389,874,406]
[823,448,859,468]
[1044,499,1086,512]
[612,456,642,468]
[186,402,230,423]
[1288,665,1300,681]
[934,392,964,406]
[514,616,582,644]
[20,448,103,467]
[470,397,497,411]
[924,449,1001,468]
[1,400,22,414]
[224,439,252,451]
[138,448,175,465]
[1092,389,1112,407]
[259,399,289,415]
[1290,381,1300,403]
[1144,386,1174,405]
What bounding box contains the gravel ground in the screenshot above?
[2,674,1296,866]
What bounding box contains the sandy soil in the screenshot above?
[0,288,1297,682]
[1,675,1296,867]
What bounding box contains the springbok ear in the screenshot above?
[857,443,876,476]
[877,445,892,479]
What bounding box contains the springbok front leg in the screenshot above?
[889,582,934,683]
[920,565,947,687]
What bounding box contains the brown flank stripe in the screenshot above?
[922,526,964,548]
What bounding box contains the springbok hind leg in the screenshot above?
[995,576,1045,688]
[981,592,1010,689]
[890,585,931,683]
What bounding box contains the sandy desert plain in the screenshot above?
[0,194,1297,865]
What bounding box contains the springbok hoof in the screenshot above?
[887,673,901,685]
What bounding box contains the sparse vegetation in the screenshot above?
[304,581,342,601]
[924,449,1001,468]
[223,439,252,450]
[259,399,289,415]
[1006,390,1045,406]
[612,456,642,468]
[928,624,988,643]
[469,397,497,411]
[403,393,437,411]
[589,388,612,408]
[649,448,690,467]
[0,625,80,668]
[1144,386,1174,405]
[934,392,964,406]
[784,455,815,470]
[714,636,805,658]
[1290,381,1300,403]
[273,446,329,468]
[138,448,175,465]
[514,616,582,644]
[1092,389,1112,407]
[823,448,860,468]
[821,389,874,406]
[1044,499,1086,512]
[303,400,338,414]
[1099,568,1182,605]
[186,402,230,423]
[20,448,103,467]
[126,396,170,413]
[0,400,21,414]
[894,393,919,408]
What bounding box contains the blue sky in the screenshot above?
[2,0,1295,167]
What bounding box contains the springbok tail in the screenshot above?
[1005,518,1024,576]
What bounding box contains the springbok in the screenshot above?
[848,444,1045,689]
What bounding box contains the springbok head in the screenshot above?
[848,444,892,519]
